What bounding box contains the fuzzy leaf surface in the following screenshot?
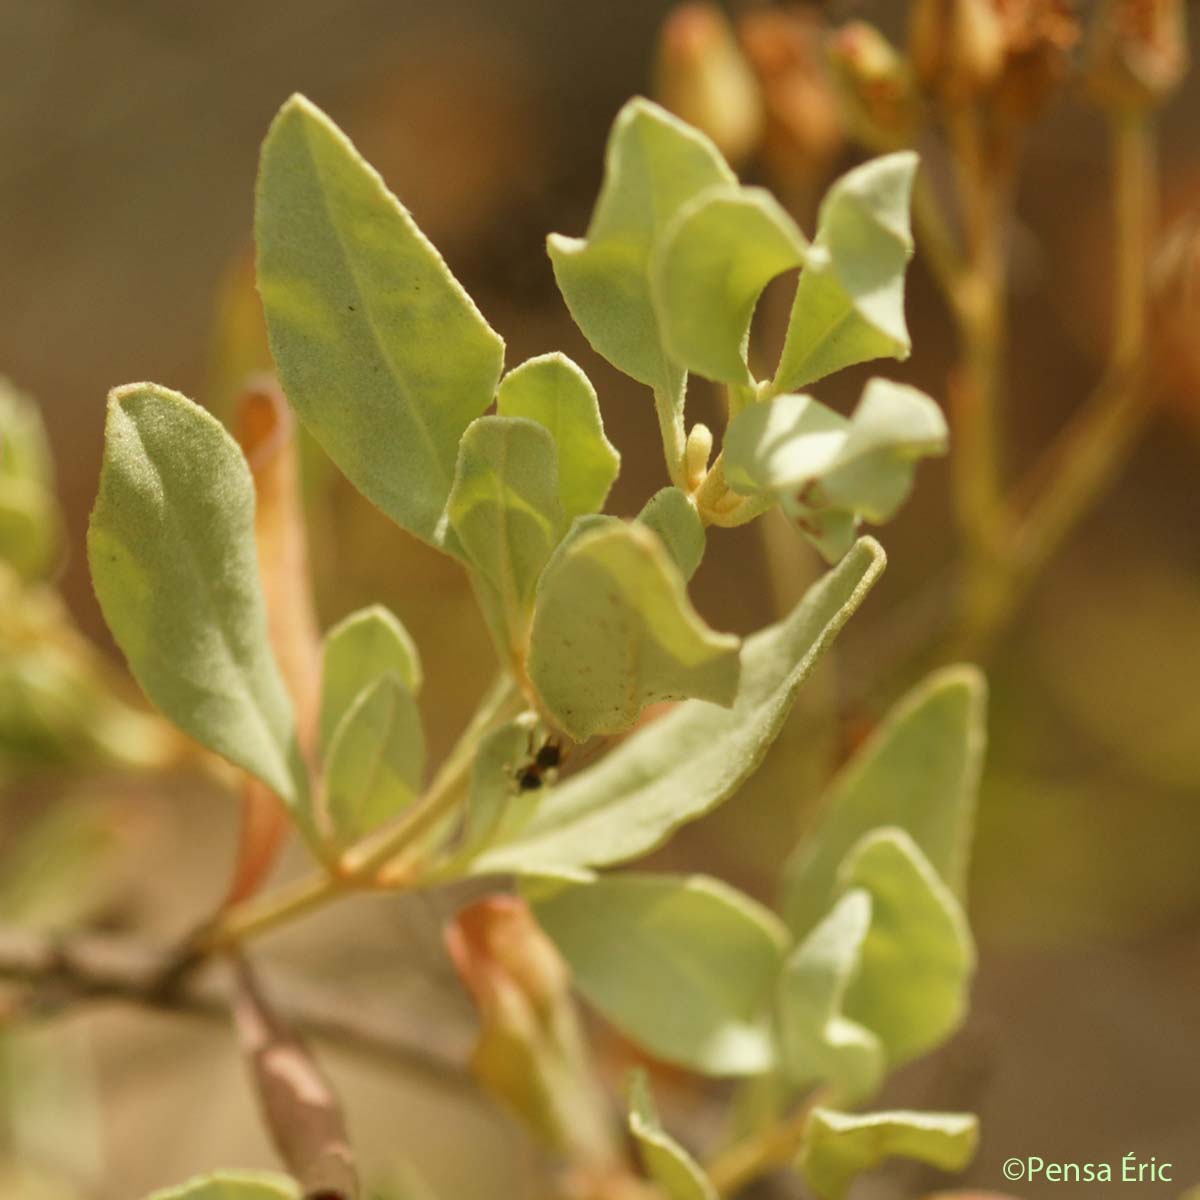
[530,873,787,1075]
[88,384,304,809]
[471,539,884,873]
[256,94,504,547]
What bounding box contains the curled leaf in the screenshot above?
[637,486,706,581]
[527,520,739,740]
[627,1070,718,1200]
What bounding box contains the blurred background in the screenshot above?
[1,1,1198,1197]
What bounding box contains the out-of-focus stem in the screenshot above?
[704,1093,825,1196]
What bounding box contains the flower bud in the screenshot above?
[910,0,1006,103]
[737,7,844,199]
[654,3,763,166]
[684,423,713,490]
[446,896,616,1167]
[828,22,918,150]
[1087,0,1189,110]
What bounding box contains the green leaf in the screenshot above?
[320,604,422,750]
[799,1107,979,1200]
[88,384,305,809]
[725,380,946,562]
[145,1170,299,1200]
[528,872,787,1075]
[777,890,884,1104]
[638,486,706,581]
[457,716,539,858]
[654,185,807,386]
[496,354,619,521]
[324,673,423,846]
[628,1070,717,1200]
[256,94,504,548]
[470,538,884,872]
[548,97,734,396]
[838,830,974,1067]
[772,152,918,394]
[781,665,986,936]
[527,520,739,740]
[447,416,564,653]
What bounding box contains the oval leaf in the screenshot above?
[800,1108,979,1200]
[496,353,619,521]
[256,94,505,548]
[772,152,917,394]
[528,873,787,1075]
[654,184,807,386]
[470,538,885,874]
[637,486,706,581]
[777,889,884,1104]
[324,673,424,847]
[839,830,975,1067]
[320,604,423,750]
[781,665,986,936]
[628,1070,718,1200]
[88,384,305,808]
[447,416,564,654]
[547,98,735,395]
[528,520,739,740]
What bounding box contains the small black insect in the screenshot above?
[516,767,544,792]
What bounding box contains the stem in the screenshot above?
[200,674,521,951]
[1009,110,1154,584]
[704,1094,824,1196]
[654,383,689,490]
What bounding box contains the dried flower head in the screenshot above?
[828,21,918,150]
[1087,0,1189,108]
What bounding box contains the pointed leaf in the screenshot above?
[529,873,787,1075]
[528,520,739,740]
[470,538,885,873]
[447,416,564,653]
[256,94,505,548]
[628,1070,718,1200]
[496,353,619,521]
[548,97,735,394]
[781,665,986,936]
[638,486,706,580]
[777,890,885,1104]
[772,153,917,394]
[88,384,305,808]
[320,604,422,750]
[324,673,423,846]
[839,830,975,1066]
[654,185,807,386]
[145,1172,298,1200]
[800,1108,979,1200]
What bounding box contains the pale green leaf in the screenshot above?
[456,716,539,858]
[781,665,986,936]
[777,890,885,1104]
[528,872,788,1075]
[0,379,60,579]
[324,673,423,846]
[88,384,305,809]
[654,185,807,386]
[628,1070,718,1200]
[496,353,619,521]
[447,416,564,652]
[320,604,422,750]
[725,380,946,562]
[256,94,504,548]
[527,520,739,740]
[816,380,948,521]
[638,486,705,581]
[799,1107,979,1200]
[772,152,917,394]
[470,538,885,872]
[548,97,734,395]
[144,1170,299,1200]
[840,830,974,1066]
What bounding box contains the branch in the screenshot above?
[0,925,475,1096]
